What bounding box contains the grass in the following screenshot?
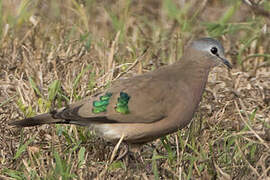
[1,0,270,179]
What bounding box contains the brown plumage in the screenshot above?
[9,38,232,144]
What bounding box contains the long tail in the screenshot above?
[9,113,66,127]
[9,113,113,127]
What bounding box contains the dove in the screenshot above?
[10,37,232,144]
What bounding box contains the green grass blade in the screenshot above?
[14,136,35,159]
[152,150,160,180]
[48,80,61,102]
[29,77,43,97]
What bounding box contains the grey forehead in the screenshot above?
[191,38,225,54]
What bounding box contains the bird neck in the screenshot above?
[190,64,210,100]
[177,59,212,102]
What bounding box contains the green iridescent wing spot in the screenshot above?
[92,92,112,114]
[115,92,130,114]
[116,106,129,114]
[93,100,109,107]
[120,92,130,100]
[117,98,128,105]
[100,92,112,101]
[92,106,107,114]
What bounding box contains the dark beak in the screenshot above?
[218,55,232,69]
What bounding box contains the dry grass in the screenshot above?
[1,0,270,179]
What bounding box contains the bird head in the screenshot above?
[188,38,232,69]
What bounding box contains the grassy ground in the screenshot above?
[1,0,270,179]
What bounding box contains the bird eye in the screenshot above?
[210,47,218,55]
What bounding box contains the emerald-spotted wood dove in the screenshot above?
[10,38,232,144]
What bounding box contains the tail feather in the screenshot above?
[9,113,65,127]
[9,106,117,127]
